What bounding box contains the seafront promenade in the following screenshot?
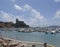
[0,37,55,47]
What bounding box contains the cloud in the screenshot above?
[54,11,60,18]
[31,9,44,20]
[14,4,48,27]
[0,11,16,22]
[54,0,60,2]
[52,11,60,26]
[14,4,44,19]
[14,4,22,10]
[0,11,26,23]
[0,4,48,27]
[0,11,10,19]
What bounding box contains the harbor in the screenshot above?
[0,0,60,47]
[0,28,60,34]
[0,27,60,47]
[0,30,60,47]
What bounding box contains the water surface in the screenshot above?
[0,30,60,47]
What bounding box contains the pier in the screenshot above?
[0,37,55,47]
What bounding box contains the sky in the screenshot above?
[0,0,60,27]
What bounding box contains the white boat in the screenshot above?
[51,30,56,34]
[45,31,49,34]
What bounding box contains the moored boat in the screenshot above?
[51,30,56,34]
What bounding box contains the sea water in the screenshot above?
[0,30,60,47]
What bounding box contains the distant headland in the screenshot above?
[0,19,29,28]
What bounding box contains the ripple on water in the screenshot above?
[0,31,60,47]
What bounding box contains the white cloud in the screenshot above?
[0,11,11,19]
[21,4,44,19]
[0,11,17,23]
[54,0,60,2]
[31,9,44,20]
[52,11,60,26]
[14,4,48,26]
[14,4,22,10]
[0,4,48,27]
[18,4,48,27]
[0,11,25,23]
[23,4,32,11]
[54,11,60,18]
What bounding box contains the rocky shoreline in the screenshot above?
[0,37,31,47]
[0,37,55,47]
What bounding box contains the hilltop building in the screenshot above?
[0,19,29,28]
[15,19,29,28]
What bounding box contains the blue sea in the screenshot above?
[0,30,60,47]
